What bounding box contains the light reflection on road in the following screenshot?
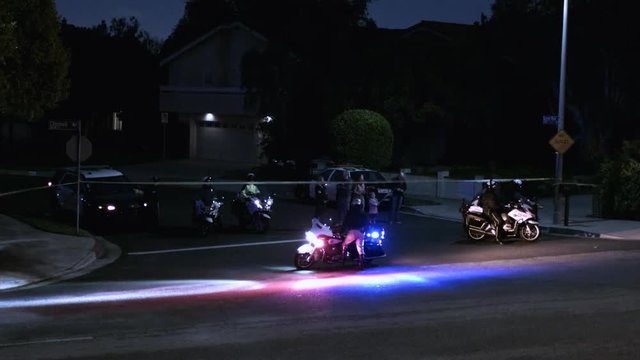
[0,259,551,309]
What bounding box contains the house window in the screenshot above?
[112,112,123,131]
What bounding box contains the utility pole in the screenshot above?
[553,0,570,225]
[76,120,81,235]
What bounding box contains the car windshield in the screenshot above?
[352,171,385,182]
[85,175,134,195]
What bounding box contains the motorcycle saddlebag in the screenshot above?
[466,214,485,228]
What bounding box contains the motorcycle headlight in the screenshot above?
[253,199,262,208]
[266,197,274,206]
[368,231,381,239]
[304,231,324,248]
[99,204,117,211]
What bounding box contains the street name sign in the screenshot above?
[49,120,78,131]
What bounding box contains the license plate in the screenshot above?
[377,188,391,194]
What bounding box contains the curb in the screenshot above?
[541,226,602,238]
[406,206,609,239]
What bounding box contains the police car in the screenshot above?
[48,166,152,227]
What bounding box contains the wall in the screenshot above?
[382,171,484,200]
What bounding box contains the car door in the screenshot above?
[309,169,335,200]
[326,170,344,202]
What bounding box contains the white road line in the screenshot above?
[128,239,303,256]
[0,238,47,244]
[0,336,94,348]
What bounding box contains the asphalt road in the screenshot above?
[1,186,640,359]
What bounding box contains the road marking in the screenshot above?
[0,238,47,244]
[128,239,303,256]
[0,336,93,348]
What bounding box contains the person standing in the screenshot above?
[335,170,351,226]
[479,180,504,245]
[388,169,407,224]
[341,198,368,269]
[313,175,328,223]
[352,174,366,213]
[367,190,379,224]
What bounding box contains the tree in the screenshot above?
[330,109,393,169]
[0,0,69,122]
[52,19,160,161]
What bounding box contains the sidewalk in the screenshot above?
[0,214,120,292]
[409,194,640,240]
[1,159,639,293]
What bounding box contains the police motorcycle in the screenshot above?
[294,218,386,270]
[232,194,274,233]
[193,177,224,237]
[460,195,541,242]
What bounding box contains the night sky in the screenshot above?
[55,0,494,40]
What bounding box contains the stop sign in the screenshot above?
[66,135,92,162]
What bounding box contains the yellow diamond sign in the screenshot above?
[549,130,574,154]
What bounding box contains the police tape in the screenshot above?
[1,177,599,198]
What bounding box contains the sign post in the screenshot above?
[554,0,570,225]
[161,112,168,159]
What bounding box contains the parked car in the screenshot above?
[309,158,335,178]
[48,166,156,228]
[307,166,393,207]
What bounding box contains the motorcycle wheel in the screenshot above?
[466,227,486,241]
[198,223,210,237]
[294,253,314,270]
[519,223,540,242]
[254,215,270,233]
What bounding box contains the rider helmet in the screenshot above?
[247,172,255,181]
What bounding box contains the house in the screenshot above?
[159,22,269,165]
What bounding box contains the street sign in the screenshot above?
[66,135,92,162]
[543,115,558,125]
[549,130,574,154]
[161,112,169,124]
[49,120,78,131]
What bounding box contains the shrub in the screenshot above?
[330,109,393,169]
[597,141,640,219]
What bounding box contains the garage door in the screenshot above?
[196,125,258,163]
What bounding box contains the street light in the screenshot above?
[553,0,569,224]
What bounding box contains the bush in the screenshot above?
[330,109,393,169]
[597,141,640,219]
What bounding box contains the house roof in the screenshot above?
[159,22,268,67]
